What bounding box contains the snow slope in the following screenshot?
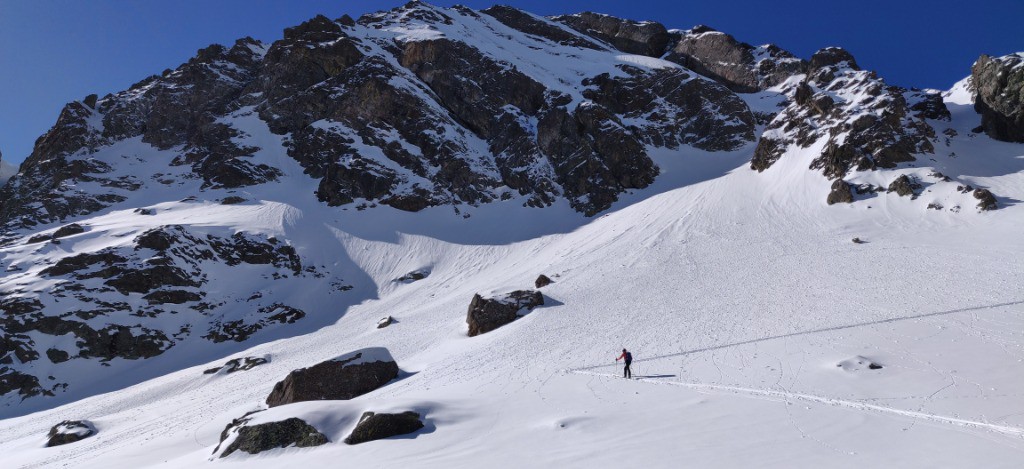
[1,84,1023,468]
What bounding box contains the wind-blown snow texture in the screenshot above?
[1,2,1023,468]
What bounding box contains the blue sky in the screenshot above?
[1,0,1021,165]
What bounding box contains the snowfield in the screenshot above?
[1,80,1023,468]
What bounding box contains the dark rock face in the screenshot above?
[219,417,328,458]
[972,53,1024,142]
[204,356,269,374]
[751,47,944,187]
[581,68,756,151]
[466,290,544,337]
[481,6,600,50]
[809,47,859,71]
[46,420,96,447]
[0,224,311,401]
[535,274,553,288]
[52,223,86,239]
[826,180,854,205]
[887,175,921,198]
[973,188,998,211]
[0,3,765,231]
[553,12,670,57]
[665,27,806,92]
[205,304,306,343]
[265,348,399,407]
[344,411,424,445]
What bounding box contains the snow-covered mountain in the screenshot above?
[1,2,1023,467]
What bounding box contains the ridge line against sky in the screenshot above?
[1,0,1021,165]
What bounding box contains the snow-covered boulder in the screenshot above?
[466,290,544,337]
[46,420,95,447]
[344,411,424,445]
[265,348,399,407]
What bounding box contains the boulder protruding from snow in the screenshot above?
[826,180,854,205]
[204,356,269,375]
[344,411,424,445]
[973,188,998,211]
[265,347,399,407]
[46,420,96,447]
[535,274,553,288]
[466,290,545,337]
[377,316,395,329]
[887,175,921,198]
[217,417,328,458]
[396,269,429,283]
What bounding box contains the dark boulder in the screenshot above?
[46,348,71,364]
[826,180,854,205]
[972,53,1024,142]
[219,417,328,458]
[344,411,424,445]
[52,223,86,239]
[466,290,544,337]
[265,347,399,407]
[135,227,178,251]
[396,269,429,283]
[377,316,395,329]
[46,420,96,447]
[973,188,998,211]
[886,175,920,198]
[535,274,553,288]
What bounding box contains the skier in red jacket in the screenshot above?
[616,348,632,378]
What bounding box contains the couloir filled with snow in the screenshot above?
[0,74,1022,468]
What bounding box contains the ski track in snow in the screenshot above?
[570,371,1024,439]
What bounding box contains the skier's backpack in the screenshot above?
[625,352,632,363]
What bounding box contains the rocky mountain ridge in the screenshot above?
[0,1,1021,410]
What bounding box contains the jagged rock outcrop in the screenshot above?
[665,26,806,92]
[751,47,946,182]
[46,420,96,447]
[344,411,424,444]
[972,53,1024,142]
[204,356,270,375]
[0,225,310,401]
[265,348,399,407]
[552,12,670,57]
[466,290,545,337]
[887,174,921,198]
[217,417,328,458]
